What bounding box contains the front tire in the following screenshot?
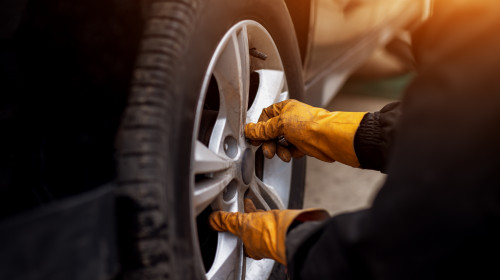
[116,0,305,279]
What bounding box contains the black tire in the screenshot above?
[116,0,305,279]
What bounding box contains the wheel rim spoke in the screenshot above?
[206,233,244,279]
[211,27,250,151]
[194,140,233,174]
[255,177,286,210]
[262,156,292,207]
[237,25,251,129]
[246,69,286,124]
[194,174,233,215]
[245,258,275,279]
[278,90,290,102]
[247,180,272,211]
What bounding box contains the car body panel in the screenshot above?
[284,0,430,106]
[304,0,373,82]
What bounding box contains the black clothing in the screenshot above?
[287,1,500,279]
[354,102,401,172]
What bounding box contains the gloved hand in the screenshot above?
[244,99,367,167]
[209,199,329,265]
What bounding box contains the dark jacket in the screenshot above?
[287,1,500,279]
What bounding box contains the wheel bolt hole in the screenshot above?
[223,181,238,202]
[223,136,238,158]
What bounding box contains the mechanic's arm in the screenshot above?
[244,100,401,172]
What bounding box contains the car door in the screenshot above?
[303,0,427,106]
[370,0,424,39]
[304,0,375,83]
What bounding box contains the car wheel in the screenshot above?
[116,0,305,279]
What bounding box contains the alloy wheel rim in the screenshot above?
[191,20,293,279]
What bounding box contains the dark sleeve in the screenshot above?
[287,1,500,279]
[353,102,401,172]
[286,211,370,280]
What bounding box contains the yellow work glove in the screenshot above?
[209,199,329,265]
[244,99,367,167]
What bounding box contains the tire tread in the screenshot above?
[117,0,200,279]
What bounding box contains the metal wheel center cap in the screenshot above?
[241,148,254,184]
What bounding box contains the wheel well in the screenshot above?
[284,0,311,66]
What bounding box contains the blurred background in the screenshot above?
[304,48,413,215]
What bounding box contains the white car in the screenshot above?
[117,0,433,279]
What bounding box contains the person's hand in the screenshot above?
[244,99,367,167]
[209,199,329,264]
